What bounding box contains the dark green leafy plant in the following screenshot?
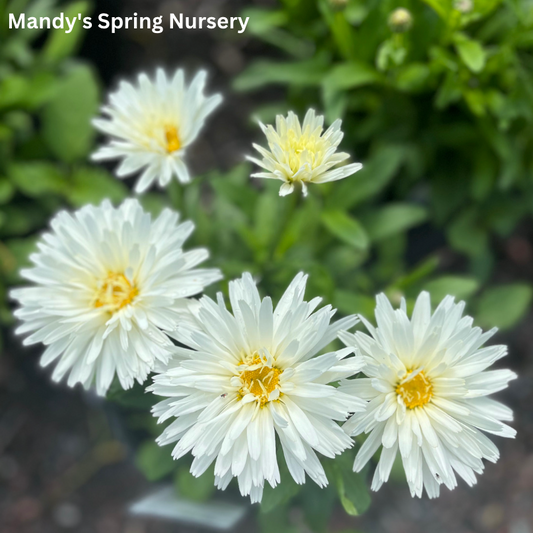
[237,0,533,285]
[0,0,127,338]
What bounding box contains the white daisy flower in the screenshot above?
[247,109,362,197]
[92,68,222,194]
[149,273,365,503]
[11,199,221,396]
[339,292,517,498]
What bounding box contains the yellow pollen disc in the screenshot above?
[94,273,138,313]
[285,130,321,176]
[396,370,433,409]
[239,356,282,407]
[165,125,181,153]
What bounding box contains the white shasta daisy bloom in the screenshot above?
[339,292,517,498]
[92,68,222,194]
[11,199,221,396]
[149,273,365,503]
[247,109,362,197]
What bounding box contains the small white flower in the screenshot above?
[92,69,222,194]
[11,199,221,396]
[248,109,362,197]
[149,273,365,503]
[340,292,517,498]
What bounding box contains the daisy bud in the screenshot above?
[388,8,413,33]
[329,0,348,11]
[454,0,474,13]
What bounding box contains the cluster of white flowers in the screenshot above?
[10,67,517,505]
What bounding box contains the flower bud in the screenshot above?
[454,0,473,13]
[329,0,348,11]
[388,8,413,33]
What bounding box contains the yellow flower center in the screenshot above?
[94,272,138,313]
[165,125,181,153]
[284,130,322,176]
[396,370,433,409]
[239,355,282,407]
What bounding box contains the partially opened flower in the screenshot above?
[11,199,221,396]
[340,292,517,498]
[248,109,362,196]
[92,69,222,193]
[149,273,365,503]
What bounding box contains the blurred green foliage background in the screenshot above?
[1,0,532,530]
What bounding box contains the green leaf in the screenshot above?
[333,291,376,317]
[0,206,49,237]
[106,380,156,410]
[395,63,430,92]
[447,210,488,257]
[463,89,486,116]
[242,8,288,33]
[135,441,176,482]
[0,75,30,109]
[67,167,128,207]
[394,257,440,292]
[233,57,328,91]
[41,64,99,162]
[322,61,381,91]
[254,191,285,254]
[454,34,487,73]
[42,1,92,63]
[0,178,15,204]
[423,276,479,302]
[328,145,405,210]
[260,474,300,514]
[1,236,38,282]
[301,481,337,532]
[329,461,371,516]
[435,72,462,110]
[175,466,215,502]
[9,162,67,196]
[476,284,533,330]
[322,210,369,250]
[361,203,427,242]
[420,0,453,19]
